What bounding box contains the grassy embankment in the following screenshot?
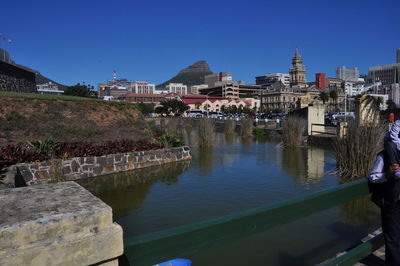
[0,92,153,145]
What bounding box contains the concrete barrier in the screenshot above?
[0,182,123,266]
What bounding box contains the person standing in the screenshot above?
[381,120,400,265]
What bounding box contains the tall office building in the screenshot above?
[397,48,400,64]
[315,73,326,90]
[255,73,290,87]
[204,72,232,87]
[289,48,307,88]
[336,66,359,81]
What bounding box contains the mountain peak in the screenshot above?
[157,61,213,88]
[178,60,212,74]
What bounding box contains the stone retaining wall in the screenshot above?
[15,146,191,186]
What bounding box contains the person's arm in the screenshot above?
[369,152,387,183]
[388,120,400,150]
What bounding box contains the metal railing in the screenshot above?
[123,178,383,266]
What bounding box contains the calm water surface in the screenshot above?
[78,132,380,266]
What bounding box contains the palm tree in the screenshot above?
[329,90,338,112]
[320,91,329,104]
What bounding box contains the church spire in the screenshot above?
[289,48,307,88]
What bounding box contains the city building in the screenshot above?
[389,83,400,105]
[397,48,400,64]
[366,49,400,87]
[336,66,359,81]
[130,81,155,94]
[260,85,321,112]
[315,73,326,90]
[326,77,343,90]
[204,72,232,87]
[367,64,400,86]
[165,83,187,95]
[255,73,290,88]
[198,82,262,100]
[98,83,128,98]
[190,84,208,94]
[98,73,155,97]
[289,48,307,88]
[343,78,366,96]
[36,82,64,95]
[180,95,260,113]
[115,93,179,104]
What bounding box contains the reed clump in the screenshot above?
[224,120,236,135]
[240,118,253,138]
[335,119,386,180]
[183,118,194,134]
[281,116,306,147]
[165,118,179,135]
[198,118,215,147]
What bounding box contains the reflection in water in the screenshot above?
[225,133,235,145]
[241,136,253,147]
[197,147,214,175]
[281,146,325,186]
[77,161,190,219]
[339,195,380,228]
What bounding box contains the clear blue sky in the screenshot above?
[1,0,399,87]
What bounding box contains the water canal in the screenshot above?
[78,129,380,266]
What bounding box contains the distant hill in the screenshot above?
[0,48,68,90]
[157,60,213,89]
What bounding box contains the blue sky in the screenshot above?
[1,0,399,87]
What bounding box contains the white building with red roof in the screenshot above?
[181,95,260,113]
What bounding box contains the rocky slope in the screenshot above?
[156,60,213,89]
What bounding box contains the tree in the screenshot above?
[136,102,155,115]
[195,102,202,110]
[64,83,95,98]
[320,91,329,104]
[329,90,338,112]
[155,99,189,116]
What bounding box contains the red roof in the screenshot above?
[115,93,170,98]
[182,98,206,105]
[181,95,226,100]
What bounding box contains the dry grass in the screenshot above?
[165,118,179,135]
[183,118,194,134]
[240,118,253,138]
[281,116,306,147]
[224,120,236,135]
[335,119,387,180]
[198,118,215,147]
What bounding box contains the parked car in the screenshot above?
[187,110,205,118]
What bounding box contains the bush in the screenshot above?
[335,119,387,180]
[253,128,267,138]
[26,137,59,157]
[281,116,306,147]
[0,139,163,169]
[159,133,184,148]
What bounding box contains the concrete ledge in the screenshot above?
[0,182,123,266]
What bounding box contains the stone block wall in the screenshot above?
[0,61,36,93]
[15,146,191,185]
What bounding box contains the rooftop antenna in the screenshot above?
[113,70,117,88]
